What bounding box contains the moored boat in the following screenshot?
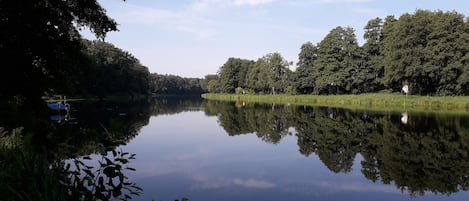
[47,102,70,111]
[46,95,70,111]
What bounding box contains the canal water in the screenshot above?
[1,97,468,201]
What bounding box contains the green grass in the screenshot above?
[201,93,469,114]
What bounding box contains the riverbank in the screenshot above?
[43,94,151,102]
[201,93,469,114]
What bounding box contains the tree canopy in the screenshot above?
[383,10,469,95]
[150,73,204,95]
[215,52,293,95]
[0,0,121,104]
[207,10,469,96]
[79,40,151,97]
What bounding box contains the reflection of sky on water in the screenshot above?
[122,111,468,201]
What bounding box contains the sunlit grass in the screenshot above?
[201,93,469,114]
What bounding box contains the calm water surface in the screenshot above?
[123,98,469,201]
[1,97,469,201]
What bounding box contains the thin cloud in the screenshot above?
[233,0,275,6]
[118,4,218,39]
[257,23,327,35]
[352,7,383,15]
[190,0,274,12]
[189,0,227,12]
[192,175,232,189]
[233,178,276,189]
[316,0,372,3]
[192,175,276,190]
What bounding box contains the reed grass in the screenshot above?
[201,93,469,114]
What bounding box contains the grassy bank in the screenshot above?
[202,93,469,114]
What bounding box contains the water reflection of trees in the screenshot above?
[150,96,205,116]
[364,114,469,196]
[0,99,155,200]
[209,100,469,196]
[0,97,207,200]
[209,101,292,144]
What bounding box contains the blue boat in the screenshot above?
[47,102,70,111]
[46,95,70,111]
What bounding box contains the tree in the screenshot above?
[207,79,221,93]
[383,10,469,95]
[295,42,318,94]
[201,74,219,92]
[363,18,384,56]
[81,40,151,97]
[362,17,385,92]
[427,11,469,95]
[150,73,204,95]
[313,26,363,94]
[0,0,119,104]
[218,58,254,93]
[263,52,292,94]
[208,10,469,96]
[246,59,271,94]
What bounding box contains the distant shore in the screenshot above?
[201,93,469,114]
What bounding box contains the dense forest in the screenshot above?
[79,40,151,97]
[0,0,204,110]
[80,40,205,97]
[1,0,118,106]
[150,73,204,95]
[209,10,469,96]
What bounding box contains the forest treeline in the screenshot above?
[0,0,204,108]
[150,73,204,95]
[80,40,204,97]
[32,38,205,99]
[208,10,469,96]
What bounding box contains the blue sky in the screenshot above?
[91,0,469,78]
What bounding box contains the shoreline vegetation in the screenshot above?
[201,93,469,114]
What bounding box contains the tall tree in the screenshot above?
[245,53,291,94]
[295,42,318,94]
[81,40,150,97]
[0,0,119,104]
[362,17,386,92]
[383,10,469,95]
[201,74,219,93]
[246,59,271,94]
[264,52,291,94]
[313,26,363,94]
[218,58,253,93]
[428,11,469,95]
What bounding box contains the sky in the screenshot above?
[88,0,469,78]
